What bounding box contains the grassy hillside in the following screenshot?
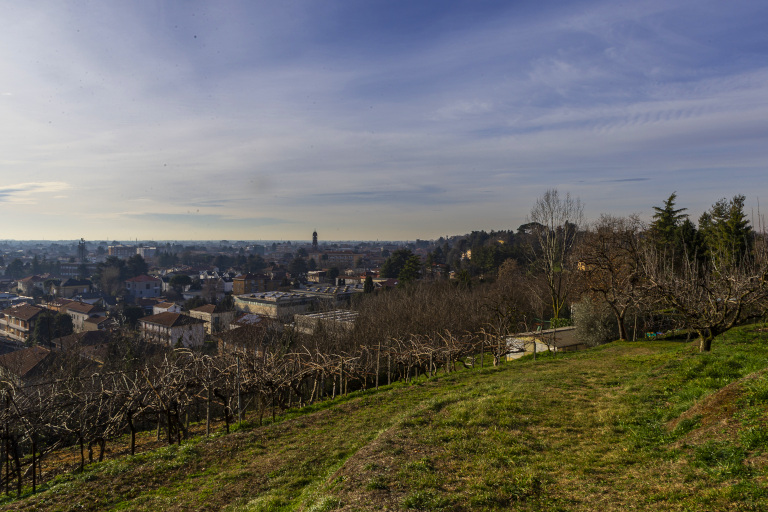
[4,325,768,511]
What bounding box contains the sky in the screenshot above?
[1,0,767,241]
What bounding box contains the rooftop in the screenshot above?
[0,346,51,379]
[1,304,44,321]
[126,274,161,283]
[140,312,206,328]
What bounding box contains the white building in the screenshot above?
[139,312,206,348]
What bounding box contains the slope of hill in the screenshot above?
[4,326,768,511]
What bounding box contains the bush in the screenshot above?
[573,297,618,347]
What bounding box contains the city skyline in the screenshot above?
[2,1,767,240]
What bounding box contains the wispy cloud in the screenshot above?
[0,1,766,239]
[0,182,71,204]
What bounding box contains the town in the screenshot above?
[0,232,444,380]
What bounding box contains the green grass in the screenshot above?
[4,324,768,511]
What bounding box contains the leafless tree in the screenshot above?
[527,189,584,321]
[577,214,644,340]
[639,236,768,352]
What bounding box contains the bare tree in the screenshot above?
[577,214,643,340]
[527,189,584,321]
[481,260,536,364]
[640,237,768,352]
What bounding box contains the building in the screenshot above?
[0,304,45,342]
[294,310,358,335]
[301,283,365,306]
[77,238,87,262]
[216,316,280,355]
[505,327,584,360]
[125,275,163,299]
[108,245,136,259]
[136,297,164,316]
[234,292,315,321]
[83,316,116,331]
[232,273,266,295]
[136,246,157,260]
[53,278,92,298]
[42,297,75,314]
[63,301,106,333]
[229,313,264,330]
[153,301,182,315]
[138,312,206,348]
[51,330,114,363]
[16,275,46,296]
[0,292,33,310]
[307,271,327,283]
[309,251,359,268]
[0,346,56,385]
[59,262,98,279]
[189,304,236,334]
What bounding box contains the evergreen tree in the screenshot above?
[676,218,702,260]
[5,258,25,278]
[650,192,688,247]
[32,311,73,345]
[698,195,752,269]
[126,254,149,278]
[289,257,308,278]
[380,249,415,278]
[247,254,267,273]
[54,313,74,338]
[397,254,422,285]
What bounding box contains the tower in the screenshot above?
[77,238,87,263]
[312,230,318,251]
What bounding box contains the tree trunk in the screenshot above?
[11,439,20,497]
[617,314,627,341]
[128,411,137,455]
[698,329,715,352]
[206,388,211,436]
[78,434,85,472]
[31,438,36,493]
[166,410,173,445]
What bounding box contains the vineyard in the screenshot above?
[0,326,514,496]
[2,325,768,511]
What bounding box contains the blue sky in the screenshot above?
[1,0,767,241]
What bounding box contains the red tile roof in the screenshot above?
[65,301,103,315]
[54,330,112,349]
[191,304,217,314]
[0,346,51,379]
[17,275,45,283]
[140,312,205,328]
[1,304,44,321]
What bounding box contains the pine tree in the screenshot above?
[698,195,752,269]
[650,192,688,247]
[363,275,374,293]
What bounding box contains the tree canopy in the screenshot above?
[380,249,416,279]
[650,192,688,249]
[698,194,752,269]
